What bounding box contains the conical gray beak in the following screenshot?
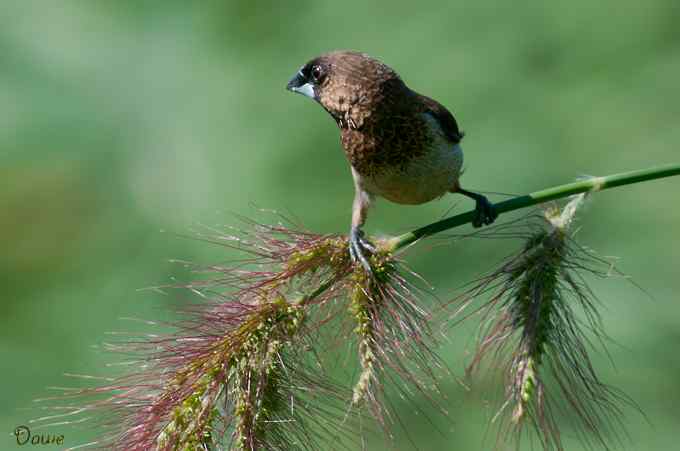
[286,70,316,100]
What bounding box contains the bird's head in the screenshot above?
[286,51,406,125]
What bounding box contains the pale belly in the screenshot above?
[361,143,463,205]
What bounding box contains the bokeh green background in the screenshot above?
[2,1,679,449]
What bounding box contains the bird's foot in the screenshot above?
[349,227,375,273]
[458,188,498,228]
[472,195,498,228]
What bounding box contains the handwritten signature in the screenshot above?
[13,426,64,446]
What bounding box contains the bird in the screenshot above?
[286,50,497,271]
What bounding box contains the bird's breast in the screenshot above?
[347,112,464,205]
[361,142,463,205]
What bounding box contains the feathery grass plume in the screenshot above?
[459,194,633,451]
[32,214,448,449]
[347,249,448,438]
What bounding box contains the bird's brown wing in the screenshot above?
[417,94,464,144]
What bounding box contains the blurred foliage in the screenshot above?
[1,1,679,449]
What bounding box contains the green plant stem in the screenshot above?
[297,164,680,306]
[385,164,680,251]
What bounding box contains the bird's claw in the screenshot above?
[472,196,498,228]
[349,228,375,274]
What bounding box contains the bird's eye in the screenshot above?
[311,65,323,82]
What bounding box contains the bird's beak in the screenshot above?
[286,70,316,100]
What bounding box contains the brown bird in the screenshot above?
[286,50,497,271]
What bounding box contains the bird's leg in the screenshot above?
[349,181,375,273]
[454,185,498,228]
